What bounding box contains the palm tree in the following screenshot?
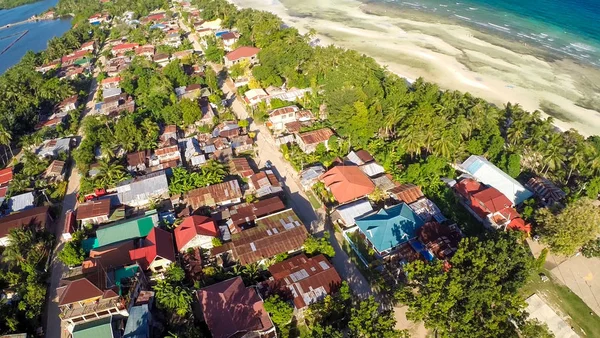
[97,160,127,187]
[0,124,14,160]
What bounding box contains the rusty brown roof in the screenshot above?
[127,150,149,167]
[388,184,424,204]
[249,171,280,190]
[268,254,341,308]
[230,157,255,178]
[76,199,111,220]
[185,180,242,208]
[0,206,50,238]
[297,128,334,145]
[220,209,308,265]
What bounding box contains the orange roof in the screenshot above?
[298,128,334,145]
[472,187,512,214]
[225,46,260,62]
[321,166,375,203]
[101,76,121,84]
[113,43,139,51]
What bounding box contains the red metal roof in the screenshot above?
[129,227,175,270]
[321,166,375,204]
[174,215,217,251]
[472,187,512,214]
[454,178,483,199]
[225,46,260,62]
[0,167,13,186]
[197,277,273,338]
[101,76,121,85]
[113,43,140,51]
[76,199,111,220]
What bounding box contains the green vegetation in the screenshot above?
[0,226,54,335]
[153,264,193,317]
[0,0,39,9]
[397,232,534,337]
[348,296,405,338]
[535,198,600,255]
[263,295,294,327]
[168,162,228,195]
[305,190,322,209]
[58,231,86,267]
[304,232,335,258]
[581,238,600,258]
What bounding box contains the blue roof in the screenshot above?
[355,203,425,253]
[123,304,150,338]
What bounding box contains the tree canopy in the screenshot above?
[396,232,533,337]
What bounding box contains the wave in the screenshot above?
[570,42,596,52]
[454,14,471,21]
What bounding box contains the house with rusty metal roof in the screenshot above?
[216,196,286,234]
[0,206,50,246]
[185,180,243,209]
[76,199,111,225]
[268,254,341,309]
[196,277,275,338]
[211,209,308,266]
[230,157,255,178]
[295,128,334,154]
[248,170,283,198]
[388,184,424,204]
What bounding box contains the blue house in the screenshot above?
[355,203,425,256]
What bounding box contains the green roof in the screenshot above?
[82,237,98,254]
[95,210,158,248]
[72,317,114,338]
[115,264,139,295]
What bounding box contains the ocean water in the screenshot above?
[0,0,72,74]
[384,0,600,67]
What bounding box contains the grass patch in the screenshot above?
[521,269,600,337]
[305,190,322,209]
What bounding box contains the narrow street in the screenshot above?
[44,49,101,338]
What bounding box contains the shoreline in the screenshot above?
[229,0,600,137]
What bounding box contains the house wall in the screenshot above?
[81,215,109,225]
[181,234,214,252]
[149,256,173,273]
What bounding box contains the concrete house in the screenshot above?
[174,215,218,252]
[224,46,260,67]
[295,128,334,154]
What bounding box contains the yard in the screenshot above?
[305,190,322,209]
[521,269,600,337]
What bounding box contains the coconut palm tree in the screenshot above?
[0,124,14,160]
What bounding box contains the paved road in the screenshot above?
[44,48,102,338]
[214,63,373,298]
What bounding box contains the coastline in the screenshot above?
[229,0,600,137]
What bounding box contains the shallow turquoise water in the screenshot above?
[384,0,600,66]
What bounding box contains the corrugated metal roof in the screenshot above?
[123,304,150,338]
[334,198,373,226]
[8,192,35,213]
[95,210,158,248]
[460,155,532,205]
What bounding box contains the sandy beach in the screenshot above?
[229,0,600,137]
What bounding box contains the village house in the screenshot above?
[229,157,255,178]
[224,46,260,67]
[320,166,375,204]
[112,43,140,56]
[141,12,166,23]
[56,95,79,114]
[267,106,298,131]
[454,178,530,232]
[71,316,121,338]
[526,177,566,207]
[459,155,533,205]
[6,192,35,213]
[417,221,462,260]
[295,128,334,154]
[44,160,66,181]
[230,135,254,155]
[135,44,155,58]
[94,210,159,248]
[220,31,239,51]
[126,150,150,173]
[88,12,110,25]
[332,198,373,227]
[153,53,170,67]
[129,227,176,273]
[37,138,72,159]
[99,94,135,116]
[150,138,181,169]
[0,206,50,246]
[105,56,131,76]
[248,170,283,198]
[268,254,342,310]
[174,215,218,251]
[211,209,308,266]
[388,183,424,204]
[173,49,193,60]
[175,83,202,100]
[355,203,425,258]
[299,165,326,191]
[102,172,169,208]
[80,40,96,52]
[35,60,60,73]
[346,150,385,177]
[216,196,286,234]
[101,76,121,90]
[185,180,243,209]
[76,199,111,225]
[82,240,136,273]
[196,277,276,338]
[243,88,268,106]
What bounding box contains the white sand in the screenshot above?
[229,0,600,136]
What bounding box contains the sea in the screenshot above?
[0,0,71,74]
[382,0,600,67]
